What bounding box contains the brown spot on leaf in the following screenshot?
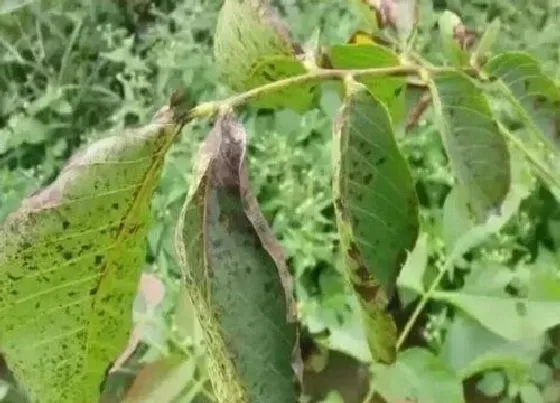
[347,241,360,261]
[352,283,381,303]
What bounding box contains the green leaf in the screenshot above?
[440,313,544,379]
[175,113,301,402]
[213,0,314,111]
[347,0,382,34]
[438,11,470,67]
[244,56,318,112]
[329,43,407,126]
[433,289,560,341]
[396,231,428,295]
[484,52,560,199]
[442,146,533,259]
[332,79,419,363]
[369,348,465,403]
[430,70,511,220]
[471,18,501,67]
[519,383,544,403]
[0,108,178,403]
[477,371,506,397]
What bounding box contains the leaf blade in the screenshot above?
[332,80,419,363]
[0,108,177,403]
[175,113,301,402]
[329,43,407,126]
[430,70,511,220]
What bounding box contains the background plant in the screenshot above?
[0,0,559,403]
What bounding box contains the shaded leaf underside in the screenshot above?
[176,113,300,403]
[0,108,177,403]
[333,81,419,363]
[484,51,560,199]
[430,70,511,220]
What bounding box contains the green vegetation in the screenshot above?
[0,1,559,402]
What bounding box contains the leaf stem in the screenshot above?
[186,65,419,121]
[396,258,451,350]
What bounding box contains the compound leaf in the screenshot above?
[0,108,177,403]
[175,113,301,402]
[430,70,511,221]
[333,79,419,363]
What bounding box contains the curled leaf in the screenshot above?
[175,112,301,402]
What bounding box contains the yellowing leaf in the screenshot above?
[0,108,177,403]
[175,112,301,402]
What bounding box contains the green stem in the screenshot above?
[396,258,451,350]
[186,65,419,121]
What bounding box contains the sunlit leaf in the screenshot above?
[333,79,419,363]
[369,348,465,403]
[175,112,301,402]
[329,43,407,126]
[213,0,314,111]
[484,52,560,199]
[440,314,544,379]
[0,108,178,403]
[430,70,511,220]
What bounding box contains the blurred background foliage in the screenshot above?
[0,0,559,402]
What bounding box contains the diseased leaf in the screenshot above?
[369,348,465,403]
[430,70,511,220]
[329,43,407,126]
[213,0,314,111]
[244,56,318,112]
[175,113,301,402]
[438,11,474,67]
[484,52,560,199]
[440,313,544,379]
[0,107,177,403]
[332,79,419,363]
